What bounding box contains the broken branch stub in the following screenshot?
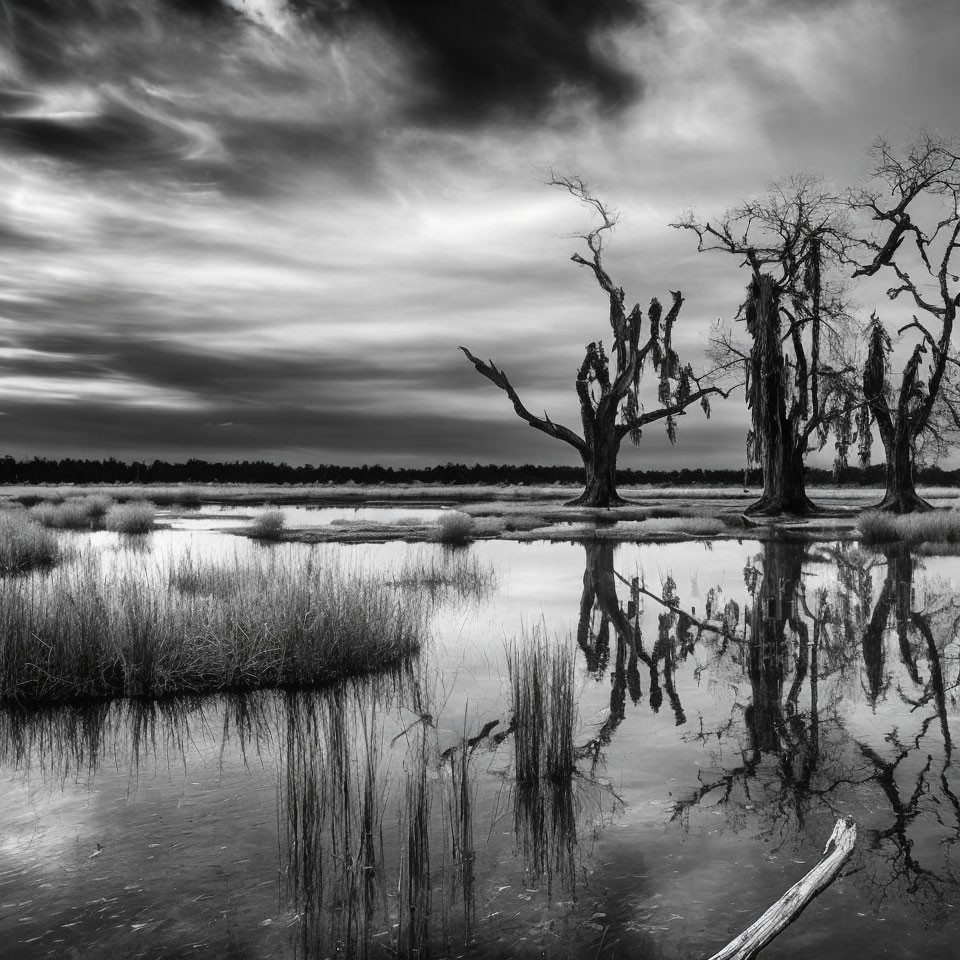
[706,817,857,960]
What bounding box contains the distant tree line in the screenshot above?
[1,455,957,488]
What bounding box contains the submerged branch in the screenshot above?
[706,817,857,960]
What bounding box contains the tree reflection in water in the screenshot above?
[586,536,960,925]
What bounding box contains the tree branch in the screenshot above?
[459,346,587,454]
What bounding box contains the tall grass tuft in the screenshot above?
[0,550,426,706]
[508,628,580,894]
[858,508,960,545]
[435,511,476,544]
[250,509,285,540]
[508,629,577,785]
[104,501,156,534]
[0,512,60,573]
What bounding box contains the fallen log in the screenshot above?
[707,817,857,960]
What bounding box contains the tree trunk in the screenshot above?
[873,427,931,513]
[745,435,817,516]
[744,275,818,518]
[566,432,626,507]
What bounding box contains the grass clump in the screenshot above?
[507,628,577,785]
[104,501,156,534]
[30,495,115,530]
[250,509,285,540]
[858,509,960,545]
[174,488,202,509]
[31,500,92,530]
[0,512,60,573]
[0,550,426,706]
[435,511,475,544]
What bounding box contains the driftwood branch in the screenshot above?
[706,817,857,960]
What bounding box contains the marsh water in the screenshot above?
[2,517,960,959]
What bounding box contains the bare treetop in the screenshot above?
[674,173,852,283]
[461,176,727,507]
[850,131,960,318]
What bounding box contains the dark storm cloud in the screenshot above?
[292,0,646,124]
[0,390,747,467]
[9,325,565,407]
[0,0,649,202]
[0,106,187,171]
[0,0,381,193]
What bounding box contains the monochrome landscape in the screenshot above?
[3,2,960,959]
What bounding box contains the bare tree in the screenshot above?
[676,175,859,516]
[851,132,960,512]
[460,176,728,508]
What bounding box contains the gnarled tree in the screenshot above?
[676,175,858,516]
[850,132,960,513]
[461,177,727,508]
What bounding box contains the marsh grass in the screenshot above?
[507,629,580,892]
[30,494,115,530]
[0,550,426,706]
[400,751,432,958]
[168,552,241,596]
[392,549,497,602]
[858,509,960,545]
[0,512,60,573]
[435,511,476,544]
[285,685,390,960]
[249,509,285,540]
[508,630,577,786]
[443,717,477,937]
[104,501,156,534]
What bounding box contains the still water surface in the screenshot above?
[1,527,959,958]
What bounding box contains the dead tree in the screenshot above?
[676,175,858,516]
[461,176,727,508]
[860,314,937,512]
[851,133,960,512]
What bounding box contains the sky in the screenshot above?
[2,0,960,469]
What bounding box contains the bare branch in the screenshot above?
[459,346,587,455]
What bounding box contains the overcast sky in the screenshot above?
[2,0,960,468]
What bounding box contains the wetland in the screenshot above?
[1,486,959,959]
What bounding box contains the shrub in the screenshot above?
[250,509,285,540]
[435,511,475,544]
[0,512,60,573]
[104,501,156,534]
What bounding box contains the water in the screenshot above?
[1,524,959,958]
[163,504,449,532]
